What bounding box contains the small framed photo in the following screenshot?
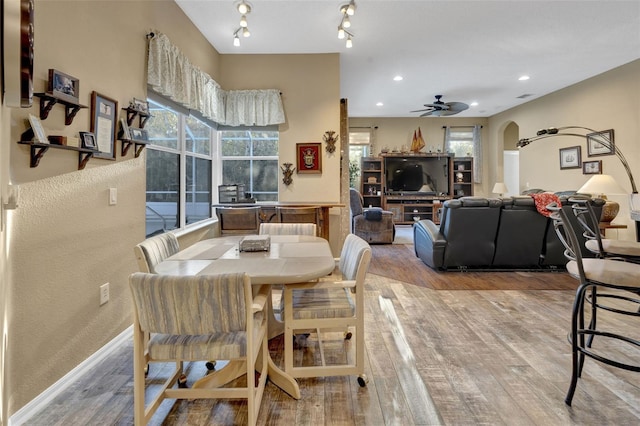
[131,98,149,114]
[587,129,614,157]
[79,131,97,150]
[582,160,602,175]
[130,127,149,142]
[28,114,48,144]
[296,142,322,174]
[559,146,581,170]
[48,69,79,103]
[119,117,132,140]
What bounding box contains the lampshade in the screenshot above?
[578,174,625,223]
[577,174,625,196]
[492,182,508,196]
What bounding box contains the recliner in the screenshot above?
[349,188,395,244]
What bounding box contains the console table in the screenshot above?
[213,202,343,240]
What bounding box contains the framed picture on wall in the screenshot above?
[582,160,602,175]
[48,69,79,103]
[587,129,615,157]
[90,91,118,160]
[79,131,97,150]
[559,146,581,170]
[296,143,322,174]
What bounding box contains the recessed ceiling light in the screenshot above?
[470,102,478,107]
[376,102,384,107]
[519,75,530,81]
[393,75,403,81]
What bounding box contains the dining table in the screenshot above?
[154,234,336,399]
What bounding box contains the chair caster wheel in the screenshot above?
[344,331,353,340]
[357,374,368,387]
[178,374,188,388]
[205,361,216,371]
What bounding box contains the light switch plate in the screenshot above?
[109,188,117,205]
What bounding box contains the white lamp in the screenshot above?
[577,174,625,223]
[492,182,508,197]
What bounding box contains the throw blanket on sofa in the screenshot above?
[530,192,562,217]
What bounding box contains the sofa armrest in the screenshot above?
[413,220,446,269]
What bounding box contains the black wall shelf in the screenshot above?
[34,92,87,125]
[18,140,98,170]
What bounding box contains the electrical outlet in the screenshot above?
[100,283,110,305]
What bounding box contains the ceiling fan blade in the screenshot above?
[410,108,434,113]
[419,111,436,117]
[445,102,469,112]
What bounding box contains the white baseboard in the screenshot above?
[9,326,133,426]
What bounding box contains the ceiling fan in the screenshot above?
[411,95,469,117]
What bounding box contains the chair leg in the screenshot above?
[586,286,597,348]
[565,284,588,406]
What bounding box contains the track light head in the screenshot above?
[240,15,248,27]
[236,1,251,14]
[338,26,345,39]
[346,35,353,48]
[233,35,240,46]
[340,1,356,16]
[242,26,250,37]
[342,15,351,28]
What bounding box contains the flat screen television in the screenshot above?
[384,155,452,196]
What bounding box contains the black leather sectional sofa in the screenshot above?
[413,195,602,271]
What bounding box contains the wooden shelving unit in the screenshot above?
[17,140,98,170]
[34,92,87,125]
[361,157,383,208]
[453,157,474,198]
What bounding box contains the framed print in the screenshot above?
[119,117,132,140]
[90,91,118,160]
[296,143,322,174]
[79,131,97,150]
[131,98,149,113]
[48,69,79,103]
[582,160,602,175]
[587,129,615,157]
[28,113,48,144]
[130,127,149,142]
[559,146,581,170]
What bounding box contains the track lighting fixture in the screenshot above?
[233,1,252,45]
[337,1,356,48]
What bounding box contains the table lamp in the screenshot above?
[577,174,626,223]
[492,182,508,197]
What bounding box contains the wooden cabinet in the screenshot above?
[453,157,474,198]
[361,157,383,208]
[385,196,446,225]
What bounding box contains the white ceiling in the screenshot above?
[175,0,640,118]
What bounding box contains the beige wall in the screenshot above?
[488,59,640,241]
[348,117,490,195]
[1,58,11,425]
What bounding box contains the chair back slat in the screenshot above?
[129,272,249,335]
[277,206,319,224]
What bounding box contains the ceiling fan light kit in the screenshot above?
[411,95,469,117]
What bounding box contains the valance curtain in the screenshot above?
[147,31,285,126]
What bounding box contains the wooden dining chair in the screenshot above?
[216,206,261,235]
[547,202,640,406]
[133,232,180,273]
[129,272,269,425]
[282,234,372,386]
[276,206,319,224]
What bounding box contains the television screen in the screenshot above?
[384,156,451,196]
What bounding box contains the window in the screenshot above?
[444,125,483,183]
[145,100,213,237]
[219,130,279,202]
[348,130,372,189]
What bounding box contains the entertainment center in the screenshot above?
[361,154,473,225]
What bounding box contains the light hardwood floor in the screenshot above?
[26,242,639,425]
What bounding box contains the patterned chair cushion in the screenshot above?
[259,223,317,236]
[291,287,355,320]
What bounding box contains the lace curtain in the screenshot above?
[147,31,284,126]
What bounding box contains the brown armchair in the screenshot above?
[349,188,395,244]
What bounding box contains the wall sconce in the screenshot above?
[281,162,295,186]
[323,130,338,154]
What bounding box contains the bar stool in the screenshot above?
[547,202,640,406]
